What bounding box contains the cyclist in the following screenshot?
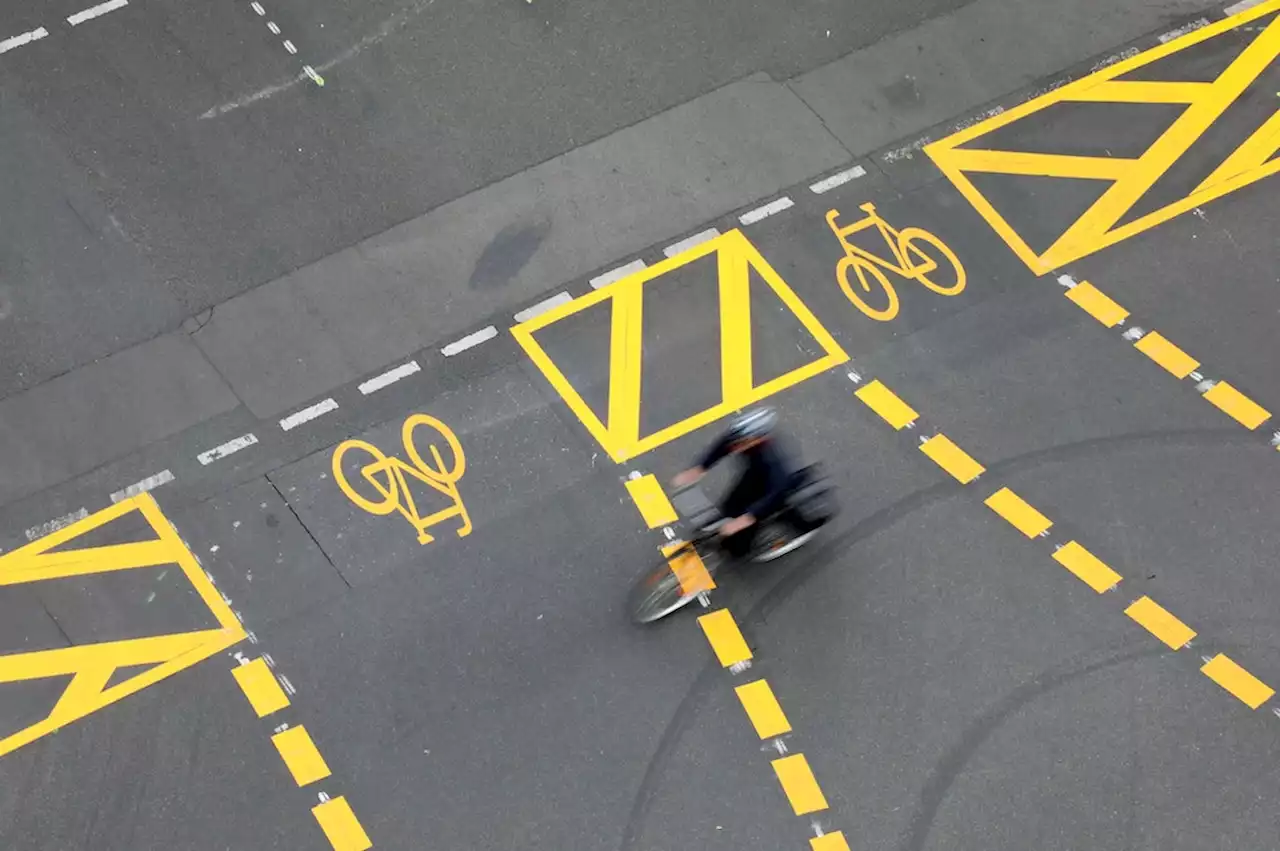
[672,407,798,558]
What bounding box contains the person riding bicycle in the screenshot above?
[672,407,798,558]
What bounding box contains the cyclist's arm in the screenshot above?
[696,434,732,470]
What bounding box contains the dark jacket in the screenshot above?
[697,433,795,520]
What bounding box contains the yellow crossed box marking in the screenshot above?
[0,494,246,759]
[625,474,678,528]
[1202,653,1275,709]
[511,229,848,462]
[926,1,1280,274]
[1125,596,1196,649]
[313,796,373,851]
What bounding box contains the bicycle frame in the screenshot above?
[825,203,913,276]
[362,454,472,545]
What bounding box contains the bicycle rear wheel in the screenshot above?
[836,255,899,321]
[628,542,706,624]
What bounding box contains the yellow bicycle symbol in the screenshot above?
[332,414,472,545]
[825,202,966,322]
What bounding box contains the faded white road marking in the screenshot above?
[1225,0,1267,14]
[198,433,259,466]
[514,292,572,323]
[739,197,794,226]
[1159,18,1210,42]
[590,259,647,290]
[810,166,866,194]
[0,27,49,55]
[442,326,498,356]
[359,360,421,394]
[111,470,175,503]
[67,0,128,25]
[664,228,720,258]
[279,398,339,431]
[25,508,89,542]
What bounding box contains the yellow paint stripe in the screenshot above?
[697,609,752,667]
[1052,541,1121,593]
[663,542,716,595]
[1202,654,1275,709]
[771,753,829,815]
[625,475,678,528]
[1067,79,1212,104]
[1125,596,1196,649]
[855,380,918,430]
[718,233,755,406]
[1134,331,1199,379]
[1196,108,1280,192]
[231,658,290,717]
[1066,282,1129,328]
[272,725,332,786]
[1204,381,1271,429]
[811,833,852,851]
[936,147,1133,180]
[920,434,985,484]
[606,279,645,448]
[312,797,372,851]
[984,488,1052,538]
[734,680,792,739]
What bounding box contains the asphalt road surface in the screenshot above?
[3,1,1280,850]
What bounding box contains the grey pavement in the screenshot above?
[4,3,1280,851]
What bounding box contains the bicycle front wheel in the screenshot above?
[836,256,899,321]
[404,414,466,482]
[900,228,966,296]
[628,546,703,624]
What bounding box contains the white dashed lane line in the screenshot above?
[809,165,866,194]
[110,469,175,504]
[279,398,340,432]
[664,228,721,258]
[198,433,260,466]
[0,27,49,54]
[591,259,648,290]
[358,360,421,394]
[441,326,499,356]
[67,0,129,26]
[24,508,89,542]
[739,196,795,226]
[514,292,573,323]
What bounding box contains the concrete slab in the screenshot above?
[193,74,851,417]
[0,333,239,510]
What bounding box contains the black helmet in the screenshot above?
[726,407,777,442]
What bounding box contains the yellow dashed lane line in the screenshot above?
[856,379,1276,713]
[232,658,373,849]
[1063,279,1273,432]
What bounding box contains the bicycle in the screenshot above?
[627,469,835,624]
[332,413,472,544]
[825,202,966,322]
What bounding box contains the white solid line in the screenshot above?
[25,508,89,542]
[283,39,297,54]
[1159,18,1210,42]
[359,360,421,394]
[1225,0,1266,14]
[110,470,175,504]
[514,292,573,323]
[67,0,128,25]
[739,196,795,226]
[279,398,339,431]
[810,166,867,194]
[197,433,259,466]
[0,27,49,55]
[441,325,498,356]
[590,259,647,290]
[664,228,720,258]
